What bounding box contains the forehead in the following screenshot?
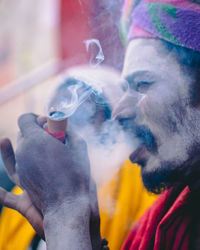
[122,39,181,79]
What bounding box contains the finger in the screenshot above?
[24,205,45,240]
[17,191,45,239]
[101,239,109,246]
[37,116,47,127]
[0,138,16,177]
[0,188,45,239]
[18,113,44,137]
[0,187,18,209]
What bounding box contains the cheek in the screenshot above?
[138,93,166,123]
[138,93,181,143]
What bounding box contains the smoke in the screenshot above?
[46,64,139,186]
[76,119,137,186]
[89,128,137,186]
[45,38,138,186]
[88,0,125,70]
[84,39,105,67]
[48,82,94,117]
[47,39,105,117]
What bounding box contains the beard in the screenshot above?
[141,161,179,194]
[140,145,200,194]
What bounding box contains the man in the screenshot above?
[1,0,200,249]
[0,66,156,250]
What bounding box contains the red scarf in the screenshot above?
[122,186,194,250]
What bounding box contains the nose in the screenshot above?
[112,90,141,121]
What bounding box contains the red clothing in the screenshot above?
[122,186,196,250]
[46,129,66,143]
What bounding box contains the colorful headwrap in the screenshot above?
[121,0,200,52]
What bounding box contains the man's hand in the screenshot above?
[16,113,91,213]
[0,113,104,249]
[11,113,93,249]
[0,138,44,239]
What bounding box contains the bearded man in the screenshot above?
[1,0,200,249]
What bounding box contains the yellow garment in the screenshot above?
[0,187,35,250]
[0,160,157,250]
[98,160,157,250]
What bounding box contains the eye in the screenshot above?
[136,81,152,93]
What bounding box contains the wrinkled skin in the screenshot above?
[113,38,200,192]
[16,114,90,212]
[0,114,103,249]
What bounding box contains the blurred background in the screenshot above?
[0,0,124,198]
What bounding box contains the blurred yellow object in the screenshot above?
[98,160,157,250]
[0,160,157,250]
[0,187,35,250]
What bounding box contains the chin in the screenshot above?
[140,158,188,194]
[131,142,200,194]
[141,167,170,194]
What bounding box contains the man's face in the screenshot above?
[113,38,200,192]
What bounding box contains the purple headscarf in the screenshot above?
[121,0,200,52]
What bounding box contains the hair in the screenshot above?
[54,77,112,123]
[161,40,200,107]
[163,40,200,68]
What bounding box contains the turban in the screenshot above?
[121,0,200,52]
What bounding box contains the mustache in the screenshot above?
[118,118,157,153]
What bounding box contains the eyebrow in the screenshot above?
[125,70,153,85]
